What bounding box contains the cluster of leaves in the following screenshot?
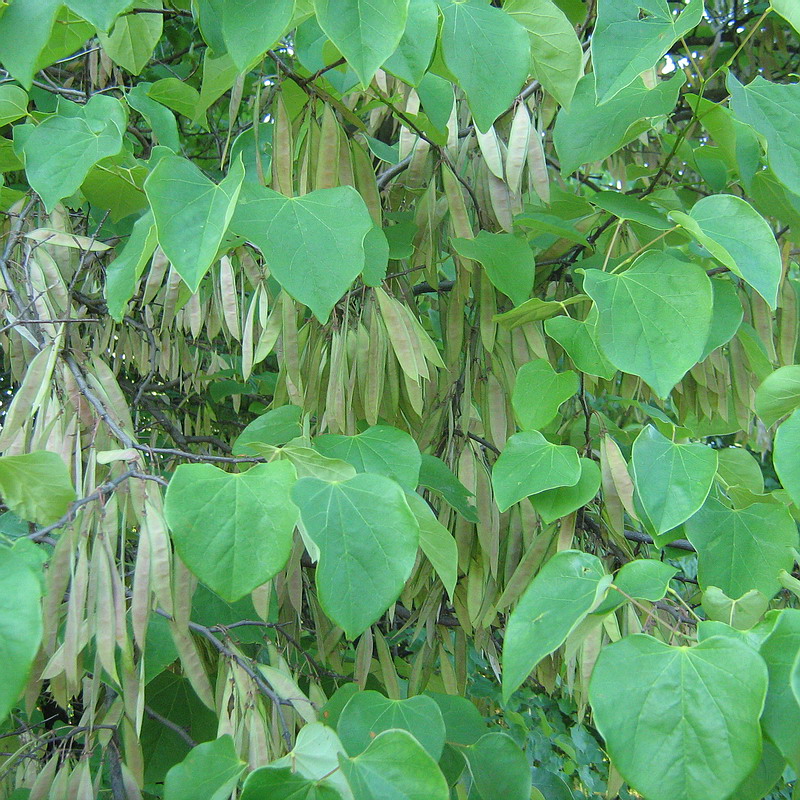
[1,0,800,799]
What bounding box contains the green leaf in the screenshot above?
[81,159,149,221]
[582,252,713,398]
[772,0,800,34]
[362,225,389,287]
[221,0,294,72]
[671,195,782,308]
[313,0,409,87]
[591,0,703,103]
[554,72,684,175]
[492,431,581,512]
[504,0,582,108]
[439,0,531,133]
[338,690,446,759]
[36,8,94,71]
[514,210,589,245]
[590,190,672,230]
[163,735,244,800]
[590,634,768,800]
[241,766,342,800]
[141,672,218,782]
[97,0,162,75]
[544,307,616,380]
[164,461,299,602]
[147,78,202,121]
[716,447,764,494]
[759,609,800,769]
[0,0,60,88]
[728,72,800,197]
[65,0,132,31]
[0,549,43,722]
[194,50,242,125]
[382,0,437,86]
[291,474,419,638]
[630,426,717,536]
[459,733,531,800]
[685,498,798,599]
[701,278,743,360]
[270,723,352,799]
[144,153,244,293]
[22,95,126,212]
[0,86,28,127]
[493,294,588,328]
[502,550,609,701]
[232,405,303,455]
[426,692,487,745]
[755,366,800,427]
[0,451,76,525]
[405,492,458,598]
[594,559,677,615]
[774,409,800,507]
[452,232,535,307]
[728,738,786,800]
[530,457,601,525]
[104,210,158,322]
[280,446,357,482]
[230,184,373,322]
[127,82,181,152]
[314,425,421,490]
[339,729,449,800]
[418,454,478,522]
[512,358,578,431]
[701,587,770,631]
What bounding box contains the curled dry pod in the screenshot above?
[272,92,294,196]
[315,103,340,190]
[476,124,505,180]
[442,162,474,242]
[218,255,240,340]
[506,102,531,195]
[527,123,550,205]
[375,286,422,382]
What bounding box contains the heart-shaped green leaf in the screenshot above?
[314,0,410,87]
[291,474,419,638]
[145,153,244,293]
[671,194,782,308]
[630,426,717,536]
[458,733,531,800]
[23,95,126,212]
[0,548,43,723]
[774,409,800,507]
[756,366,800,427]
[759,609,800,769]
[164,461,298,601]
[452,232,535,307]
[439,0,530,132]
[339,729,449,800]
[583,252,713,398]
[338,690,446,759]
[240,766,342,800]
[492,431,581,512]
[502,550,609,701]
[230,183,373,322]
[529,458,601,524]
[0,451,76,525]
[685,497,798,599]
[314,425,421,490]
[512,359,578,431]
[164,735,244,800]
[590,634,768,800]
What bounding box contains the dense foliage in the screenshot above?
[0,0,799,798]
